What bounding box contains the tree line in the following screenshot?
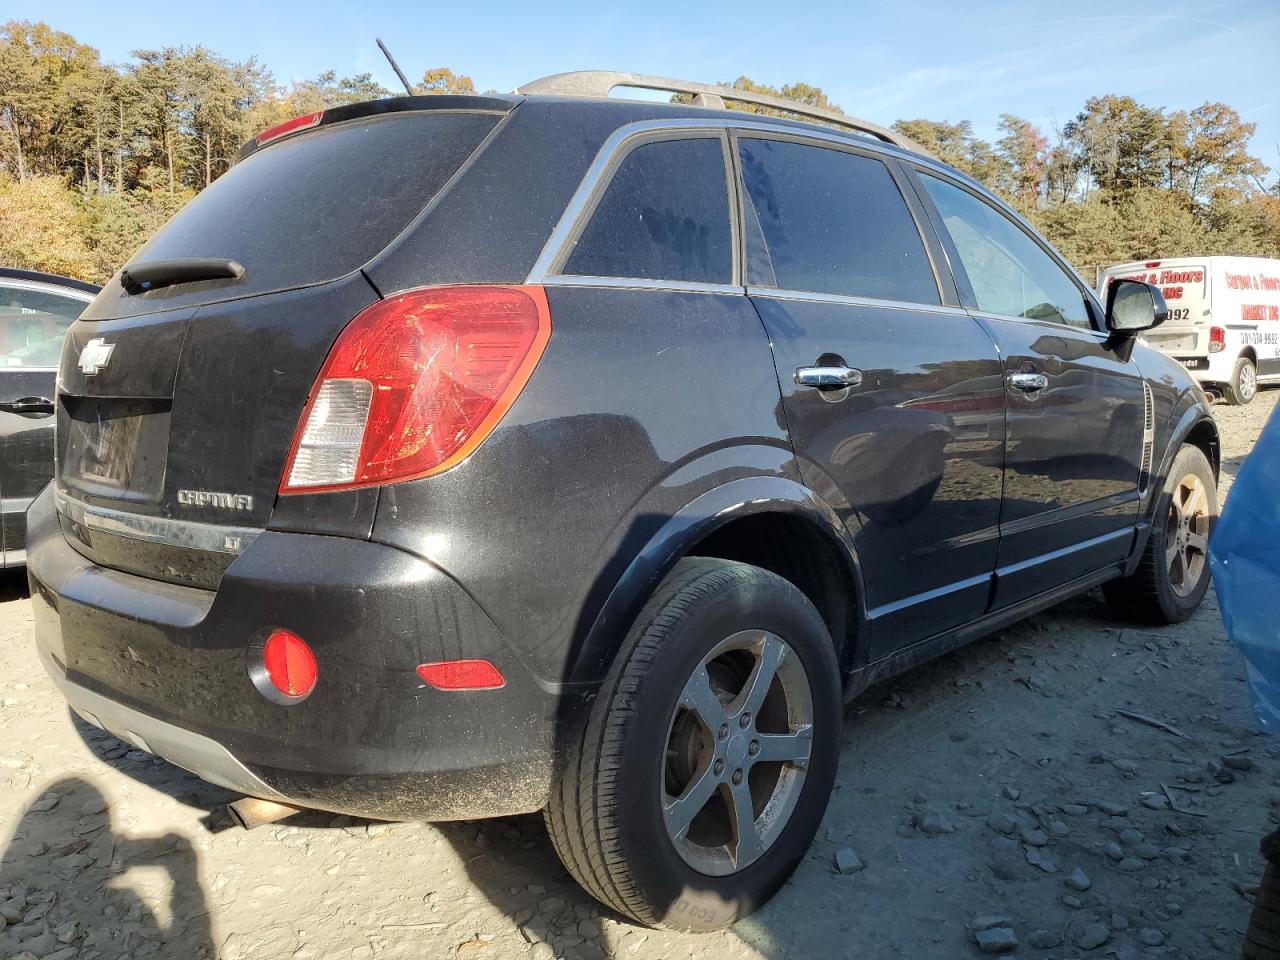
[2,20,1277,284]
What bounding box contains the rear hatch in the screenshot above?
[1102,261,1209,356]
[55,102,506,588]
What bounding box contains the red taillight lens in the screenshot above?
[417,660,506,691]
[262,629,318,699]
[257,111,323,146]
[1209,326,1225,353]
[280,285,552,494]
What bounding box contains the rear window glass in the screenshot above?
[563,137,732,284]
[130,112,499,299]
[738,138,939,305]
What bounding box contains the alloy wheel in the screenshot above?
[1166,473,1210,598]
[1239,362,1258,402]
[662,630,814,876]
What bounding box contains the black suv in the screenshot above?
[29,73,1218,931]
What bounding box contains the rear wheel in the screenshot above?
[1224,355,1258,405]
[545,558,841,931]
[1103,444,1216,623]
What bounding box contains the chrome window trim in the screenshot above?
[0,278,95,303]
[542,276,743,295]
[967,309,1110,341]
[528,116,919,286]
[747,286,970,316]
[56,491,261,556]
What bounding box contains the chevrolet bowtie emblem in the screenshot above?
[78,337,115,376]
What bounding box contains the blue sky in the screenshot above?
[23,0,1280,179]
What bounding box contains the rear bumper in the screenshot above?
[27,485,564,820]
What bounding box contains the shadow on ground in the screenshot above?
[0,777,214,959]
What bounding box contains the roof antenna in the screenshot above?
[376,37,415,95]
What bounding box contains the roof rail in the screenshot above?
[514,71,928,156]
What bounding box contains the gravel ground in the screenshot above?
[1,389,1277,960]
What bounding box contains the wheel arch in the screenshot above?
[1129,403,1220,577]
[567,476,865,687]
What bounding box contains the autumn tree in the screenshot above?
[893,119,1006,189]
[417,68,476,95]
[996,114,1047,207]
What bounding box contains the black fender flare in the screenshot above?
[565,475,865,686]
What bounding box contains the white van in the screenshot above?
[1098,256,1280,404]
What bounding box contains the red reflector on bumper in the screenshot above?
[262,629,318,699]
[417,660,505,691]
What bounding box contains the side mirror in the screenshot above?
[1106,278,1168,336]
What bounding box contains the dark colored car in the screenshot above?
[0,268,98,566]
[28,73,1219,931]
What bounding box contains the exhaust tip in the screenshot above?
[227,796,305,830]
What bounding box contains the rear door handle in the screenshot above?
[1008,372,1048,392]
[795,366,863,390]
[0,396,56,415]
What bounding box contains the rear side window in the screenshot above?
[738,138,939,305]
[918,173,1091,328]
[0,284,88,368]
[562,137,732,284]
[130,112,499,301]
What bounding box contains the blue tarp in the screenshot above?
[1209,404,1280,731]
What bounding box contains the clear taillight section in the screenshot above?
[285,379,373,488]
[280,286,552,494]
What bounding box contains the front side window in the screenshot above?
[737,137,940,305]
[0,285,89,368]
[918,173,1091,328]
[562,137,732,284]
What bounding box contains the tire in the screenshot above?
[1225,355,1258,405]
[1103,444,1216,624]
[1245,864,1280,959]
[545,557,841,932]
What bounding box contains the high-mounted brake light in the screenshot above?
[280,286,552,494]
[256,110,323,146]
[1144,261,1161,269]
[1209,326,1226,354]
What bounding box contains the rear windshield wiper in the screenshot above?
[120,258,245,295]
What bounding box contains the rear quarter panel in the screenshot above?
[368,286,793,684]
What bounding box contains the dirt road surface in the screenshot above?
[1,390,1277,960]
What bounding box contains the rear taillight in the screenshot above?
[1209,326,1225,354]
[256,111,323,146]
[280,285,551,494]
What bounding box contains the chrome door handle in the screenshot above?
[795,366,863,389]
[1008,372,1048,392]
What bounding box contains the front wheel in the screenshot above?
[1224,355,1258,405]
[545,558,841,931]
[1103,444,1217,623]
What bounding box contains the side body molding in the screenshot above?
[567,475,865,685]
